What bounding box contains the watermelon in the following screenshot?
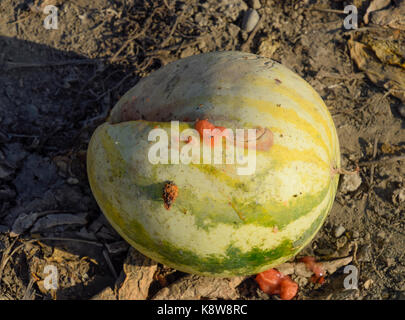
[87,51,340,277]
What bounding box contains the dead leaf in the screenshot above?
[116,248,158,300]
[368,0,405,30]
[45,247,79,264]
[152,275,246,300]
[258,38,280,58]
[276,256,353,278]
[349,38,405,103]
[364,0,392,24]
[91,286,117,300]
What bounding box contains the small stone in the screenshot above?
[377,230,386,239]
[180,47,195,59]
[398,105,405,118]
[198,40,206,50]
[248,0,261,9]
[334,225,346,238]
[363,279,373,290]
[67,177,79,185]
[228,23,240,38]
[357,244,371,262]
[352,231,360,239]
[385,257,395,267]
[340,173,362,193]
[242,9,260,32]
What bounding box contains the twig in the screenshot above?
[109,8,160,63]
[95,72,133,101]
[343,25,382,33]
[359,155,405,167]
[317,71,365,80]
[241,16,263,52]
[103,249,118,279]
[370,134,379,185]
[310,8,346,14]
[8,15,31,25]
[0,238,19,284]
[146,39,200,56]
[2,59,100,71]
[34,237,104,247]
[22,277,36,300]
[160,10,185,48]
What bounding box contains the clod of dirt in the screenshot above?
[340,173,362,193]
[152,275,246,300]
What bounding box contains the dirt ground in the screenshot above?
[0,0,404,300]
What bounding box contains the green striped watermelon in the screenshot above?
[87,51,340,277]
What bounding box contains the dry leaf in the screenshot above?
[152,275,246,300]
[368,0,405,30]
[349,38,405,103]
[364,0,392,24]
[276,256,353,278]
[116,248,158,300]
[91,287,117,300]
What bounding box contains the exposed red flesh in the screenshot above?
[299,256,325,284]
[255,268,298,300]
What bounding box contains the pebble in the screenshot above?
[398,104,405,118]
[248,0,261,9]
[357,244,371,262]
[377,230,386,239]
[334,225,346,238]
[340,173,362,193]
[228,23,240,38]
[385,257,395,267]
[363,279,373,290]
[242,9,260,32]
[67,177,79,185]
